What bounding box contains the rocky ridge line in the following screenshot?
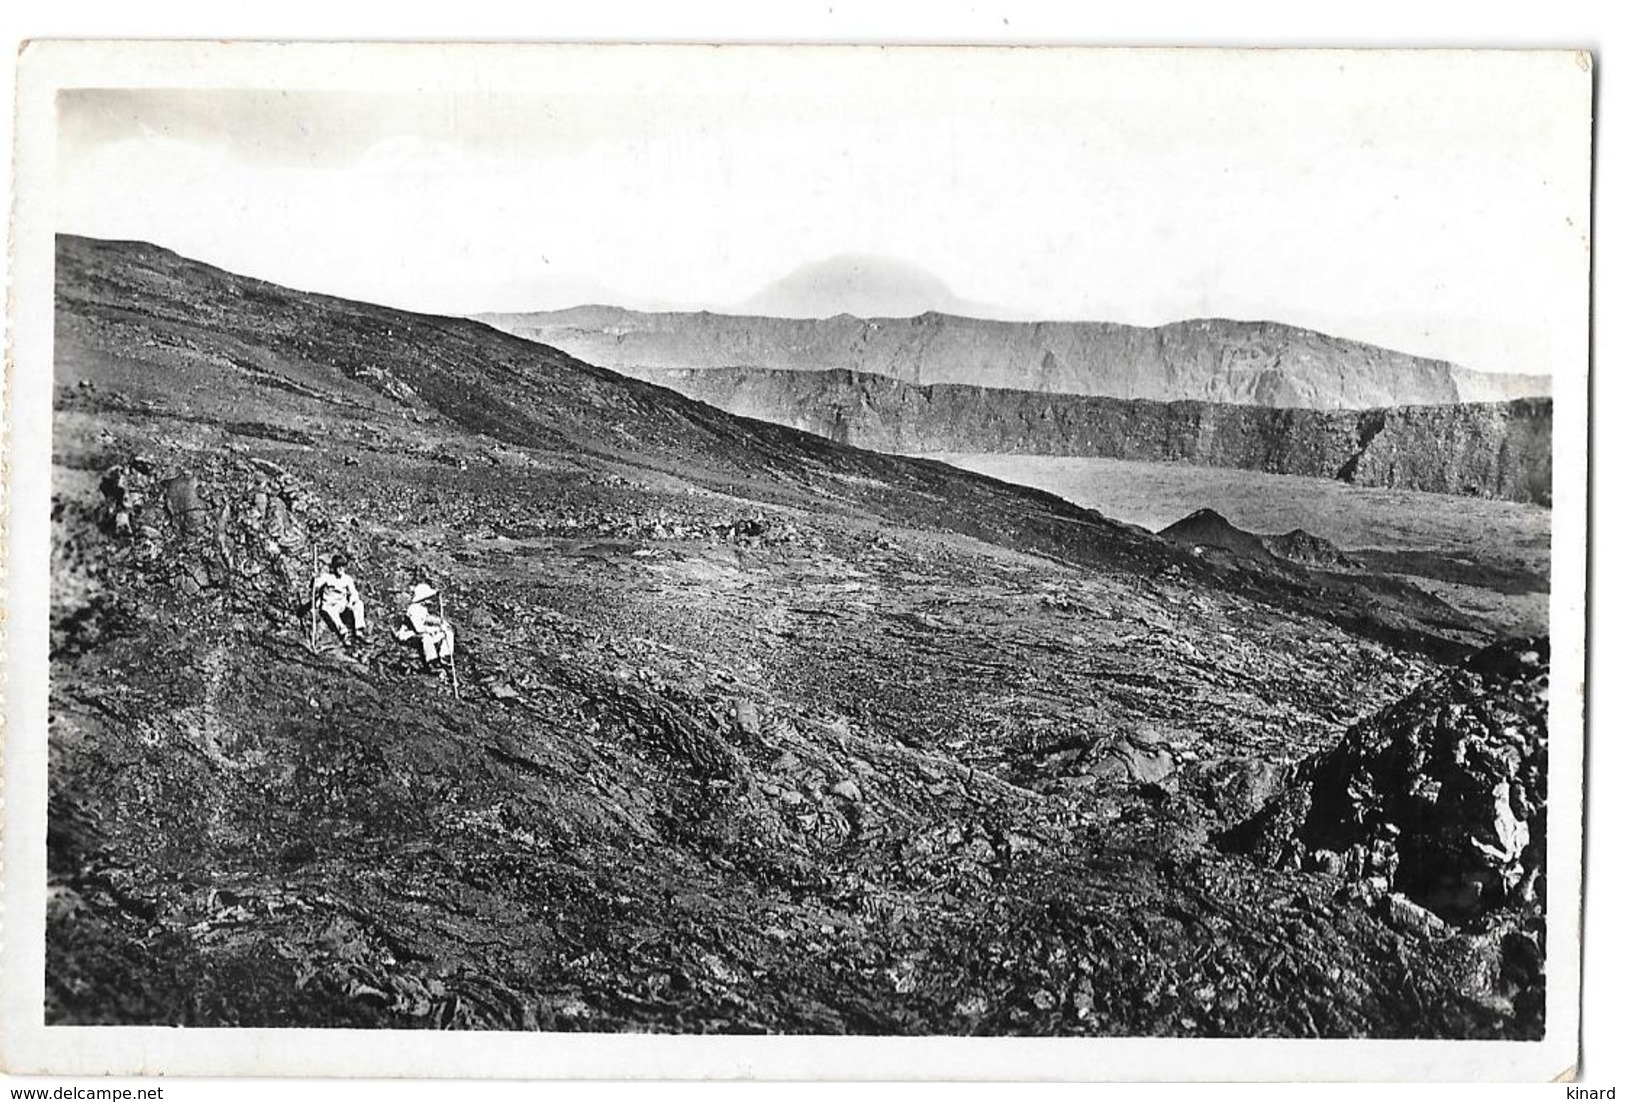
[477,308,1550,410]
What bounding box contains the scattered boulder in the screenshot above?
[1083,728,1177,788]
[730,698,762,737]
[98,466,143,537]
[1386,892,1448,938]
[1189,757,1285,821]
[162,472,212,538]
[1465,637,1549,683]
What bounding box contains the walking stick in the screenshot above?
[309,544,319,653]
[438,590,461,700]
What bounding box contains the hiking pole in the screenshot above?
[438,590,461,700]
[309,544,319,654]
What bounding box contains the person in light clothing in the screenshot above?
[399,582,455,673]
[311,553,367,647]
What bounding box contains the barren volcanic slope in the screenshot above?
[477,307,1550,410]
[631,366,1553,505]
[49,235,1545,1037]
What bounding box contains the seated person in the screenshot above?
[397,582,455,673]
[312,553,367,647]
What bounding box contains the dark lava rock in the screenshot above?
[1082,729,1178,789]
[1218,639,1550,1035]
[1226,637,1548,927]
[1465,637,1550,683]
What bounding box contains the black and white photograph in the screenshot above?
[0,38,1596,1081]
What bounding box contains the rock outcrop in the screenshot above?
[625,367,1552,505]
[1223,638,1549,1027]
[478,308,1550,410]
[1231,636,1548,919]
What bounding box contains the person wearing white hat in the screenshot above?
[398,582,456,673]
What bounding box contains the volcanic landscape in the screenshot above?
[48,235,1550,1037]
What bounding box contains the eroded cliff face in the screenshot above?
[1341,404,1553,504]
[638,367,1552,505]
[478,308,1550,410]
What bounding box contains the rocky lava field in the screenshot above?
[46,235,1548,1037]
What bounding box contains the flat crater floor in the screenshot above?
[937,454,1550,638]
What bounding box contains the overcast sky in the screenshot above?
[55,48,1590,375]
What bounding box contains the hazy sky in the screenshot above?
[55,48,1590,375]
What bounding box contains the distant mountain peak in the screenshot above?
[739,254,988,320]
